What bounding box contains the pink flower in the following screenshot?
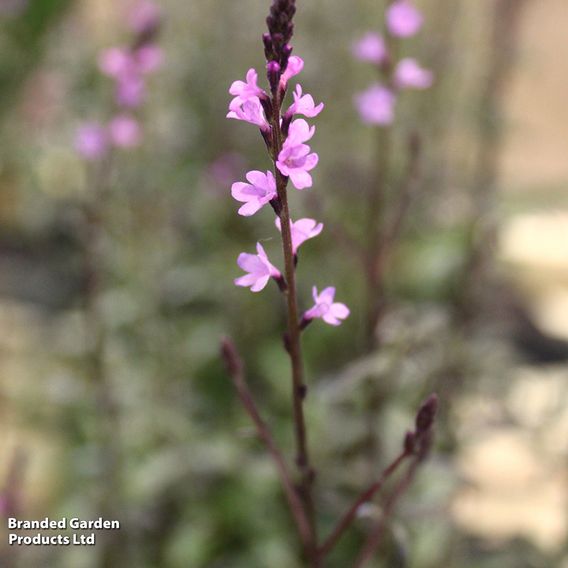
[74,123,108,161]
[227,98,269,129]
[289,85,324,118]
[99,47,132,77]
[394,58,433,90]
[386,0,423,38]
[304,287,350,326]
[99,45,162,78]
[280,55,304,87]
[116,74,146,108]
[275,217,323,254]
[235,243,282,292]
[352,33,387,64]
[276,119,319,190]
[136,44,164,73]
[231,170,277,216]
[355,84,396,125]
[129,0,161,36]
[229,69,266,111]
[109,115,142,148]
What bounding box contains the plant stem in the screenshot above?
[270,95,318,565]
[221,339,312,548]
[353,459,419,568]
[319,450,409,558]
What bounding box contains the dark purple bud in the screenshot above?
[415,393,439,434]
[267,61,281,94]
[281,111,293,137]
[403,431,416,454]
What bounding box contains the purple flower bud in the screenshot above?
[267,60,281,94]
[415,393,439,434]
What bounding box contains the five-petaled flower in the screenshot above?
[227,98,269,129]
[235,243,282,292]
[231,171,277,216]
[276,119,319,189]
[289,85,324,118]
[229,69,267,111]
[275,217,323,254]
[304,287,350,326]
[280,55,304,89]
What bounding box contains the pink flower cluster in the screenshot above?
[352,0,433,126]
[227,57,349,326]
[74,1,162,161]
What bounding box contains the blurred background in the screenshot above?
[0,0,567,566]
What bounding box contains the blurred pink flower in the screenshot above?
[275,217,323,254]
[229,69,266,111]
[352,32,387,64]
[227,98,269,129]
[231,170,277,216]
[109,115,142,148]
[276,119,319,190]
[355,84,396,125]
[386,0,423,38]
[128,0,161,36]
[394,58,433,89]
[289,85,324,118]
[136,44,164,73]
[116,74,146,108]
[74,123,108,161]
[208,153,246,189]
[235,243,281,292]
[304,287,350,326]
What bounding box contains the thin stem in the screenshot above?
[270,93,318,564]
[319,450,409,558]
[83,156,123,568]
[353,459,419,568]
[221,339,312,548]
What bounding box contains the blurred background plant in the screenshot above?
[1,0,568,567]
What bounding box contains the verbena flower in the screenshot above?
[352,32,387,64]
[355,84,396,125]
[231,170,277,216]
[75,123,108,161]
[275,217,323,254]
[394,58,433,89]
[235,243,282,292]
[304,286,350,326]
[276,119,319,189]
[280,55,304,88]
[108,115,142,148]
[386,0,423,38]
[128,0,161,36]
[229,69,267,111]
[227,98,269,129]
[289,85,324,118]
